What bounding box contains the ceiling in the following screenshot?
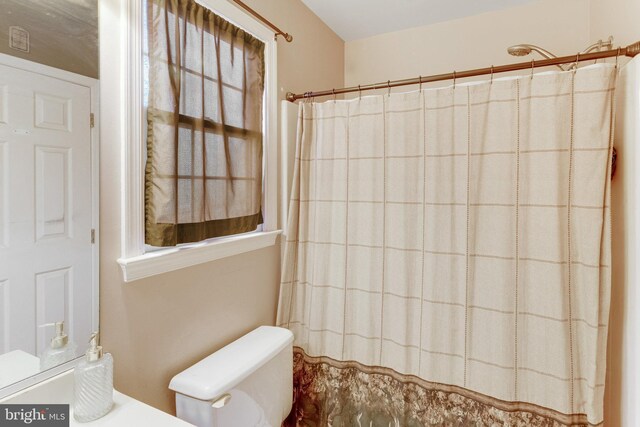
[301,0,538,41]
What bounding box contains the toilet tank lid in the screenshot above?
[169,326,293,401]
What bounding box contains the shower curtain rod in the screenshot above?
[285,41,640,102]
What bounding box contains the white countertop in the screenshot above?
[69,390,193,427]
[0,350,40,389]
[1,369,193,426]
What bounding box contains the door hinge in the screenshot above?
[90,113,95,128]
[91,229,96,244]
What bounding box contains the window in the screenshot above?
[118,0,279,282]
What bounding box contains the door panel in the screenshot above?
[0,279,7,353]
[35,267,71,354]
[34,93,72,132]
[0,140,7,249]
[35,147,71,240]
[0,63,93,358]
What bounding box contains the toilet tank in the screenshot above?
[169,326,294,427]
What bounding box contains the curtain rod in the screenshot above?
[229,0,293,42]
[286,41,640,102]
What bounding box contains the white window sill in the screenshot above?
[117,230,281,282]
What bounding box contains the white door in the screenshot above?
[0,63,94,358]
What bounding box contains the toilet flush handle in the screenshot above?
[210,393,232,409]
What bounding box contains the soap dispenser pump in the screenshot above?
[73,332,114,423]
[39,321,77,370]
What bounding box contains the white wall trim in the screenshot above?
[0,53,98,89]
[280,100,299,234]
[121,0,145,261]
[119,0,279,282]
[118,230,280,282]
[0,53,100,399]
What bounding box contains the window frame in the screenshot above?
[118,0,279,283]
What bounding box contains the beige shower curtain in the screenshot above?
[278,64,616,426]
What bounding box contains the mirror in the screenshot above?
[0,0,99,392]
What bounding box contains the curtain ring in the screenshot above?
[387,80,391,97]
[574,52,580,72]
[418,75,422,92]
[452,71,456,89]
[332,88,336,103]
[358,84,362,100]
[530,59,535,80]
[616,47,621,69]
[490,66,494,84]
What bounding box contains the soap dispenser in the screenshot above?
[39,321,77,370]
[73,332,114,423]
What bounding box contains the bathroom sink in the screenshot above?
[1,369,193,426]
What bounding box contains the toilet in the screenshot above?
[169,326,294,427]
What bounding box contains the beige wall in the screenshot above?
[0,0,98,79]
[344,0,639,424]
[345,0,639,89]
[0,36,98,79]
[345,0,592,88]
[589,0,640,48]
[99,0,343,414]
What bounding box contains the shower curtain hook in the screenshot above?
[358,85,362,100]
[452,71,457,89]
[574,52,580,72]
[333,88,336,104]
[490,66,494,84]
[530,60,535,80]
[418,76,422,92]
[387,80,391,97]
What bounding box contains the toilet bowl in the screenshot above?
[169,326,294,427]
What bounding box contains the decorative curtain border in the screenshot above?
[286,347,601,427]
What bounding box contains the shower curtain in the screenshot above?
[277,64,616,426]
